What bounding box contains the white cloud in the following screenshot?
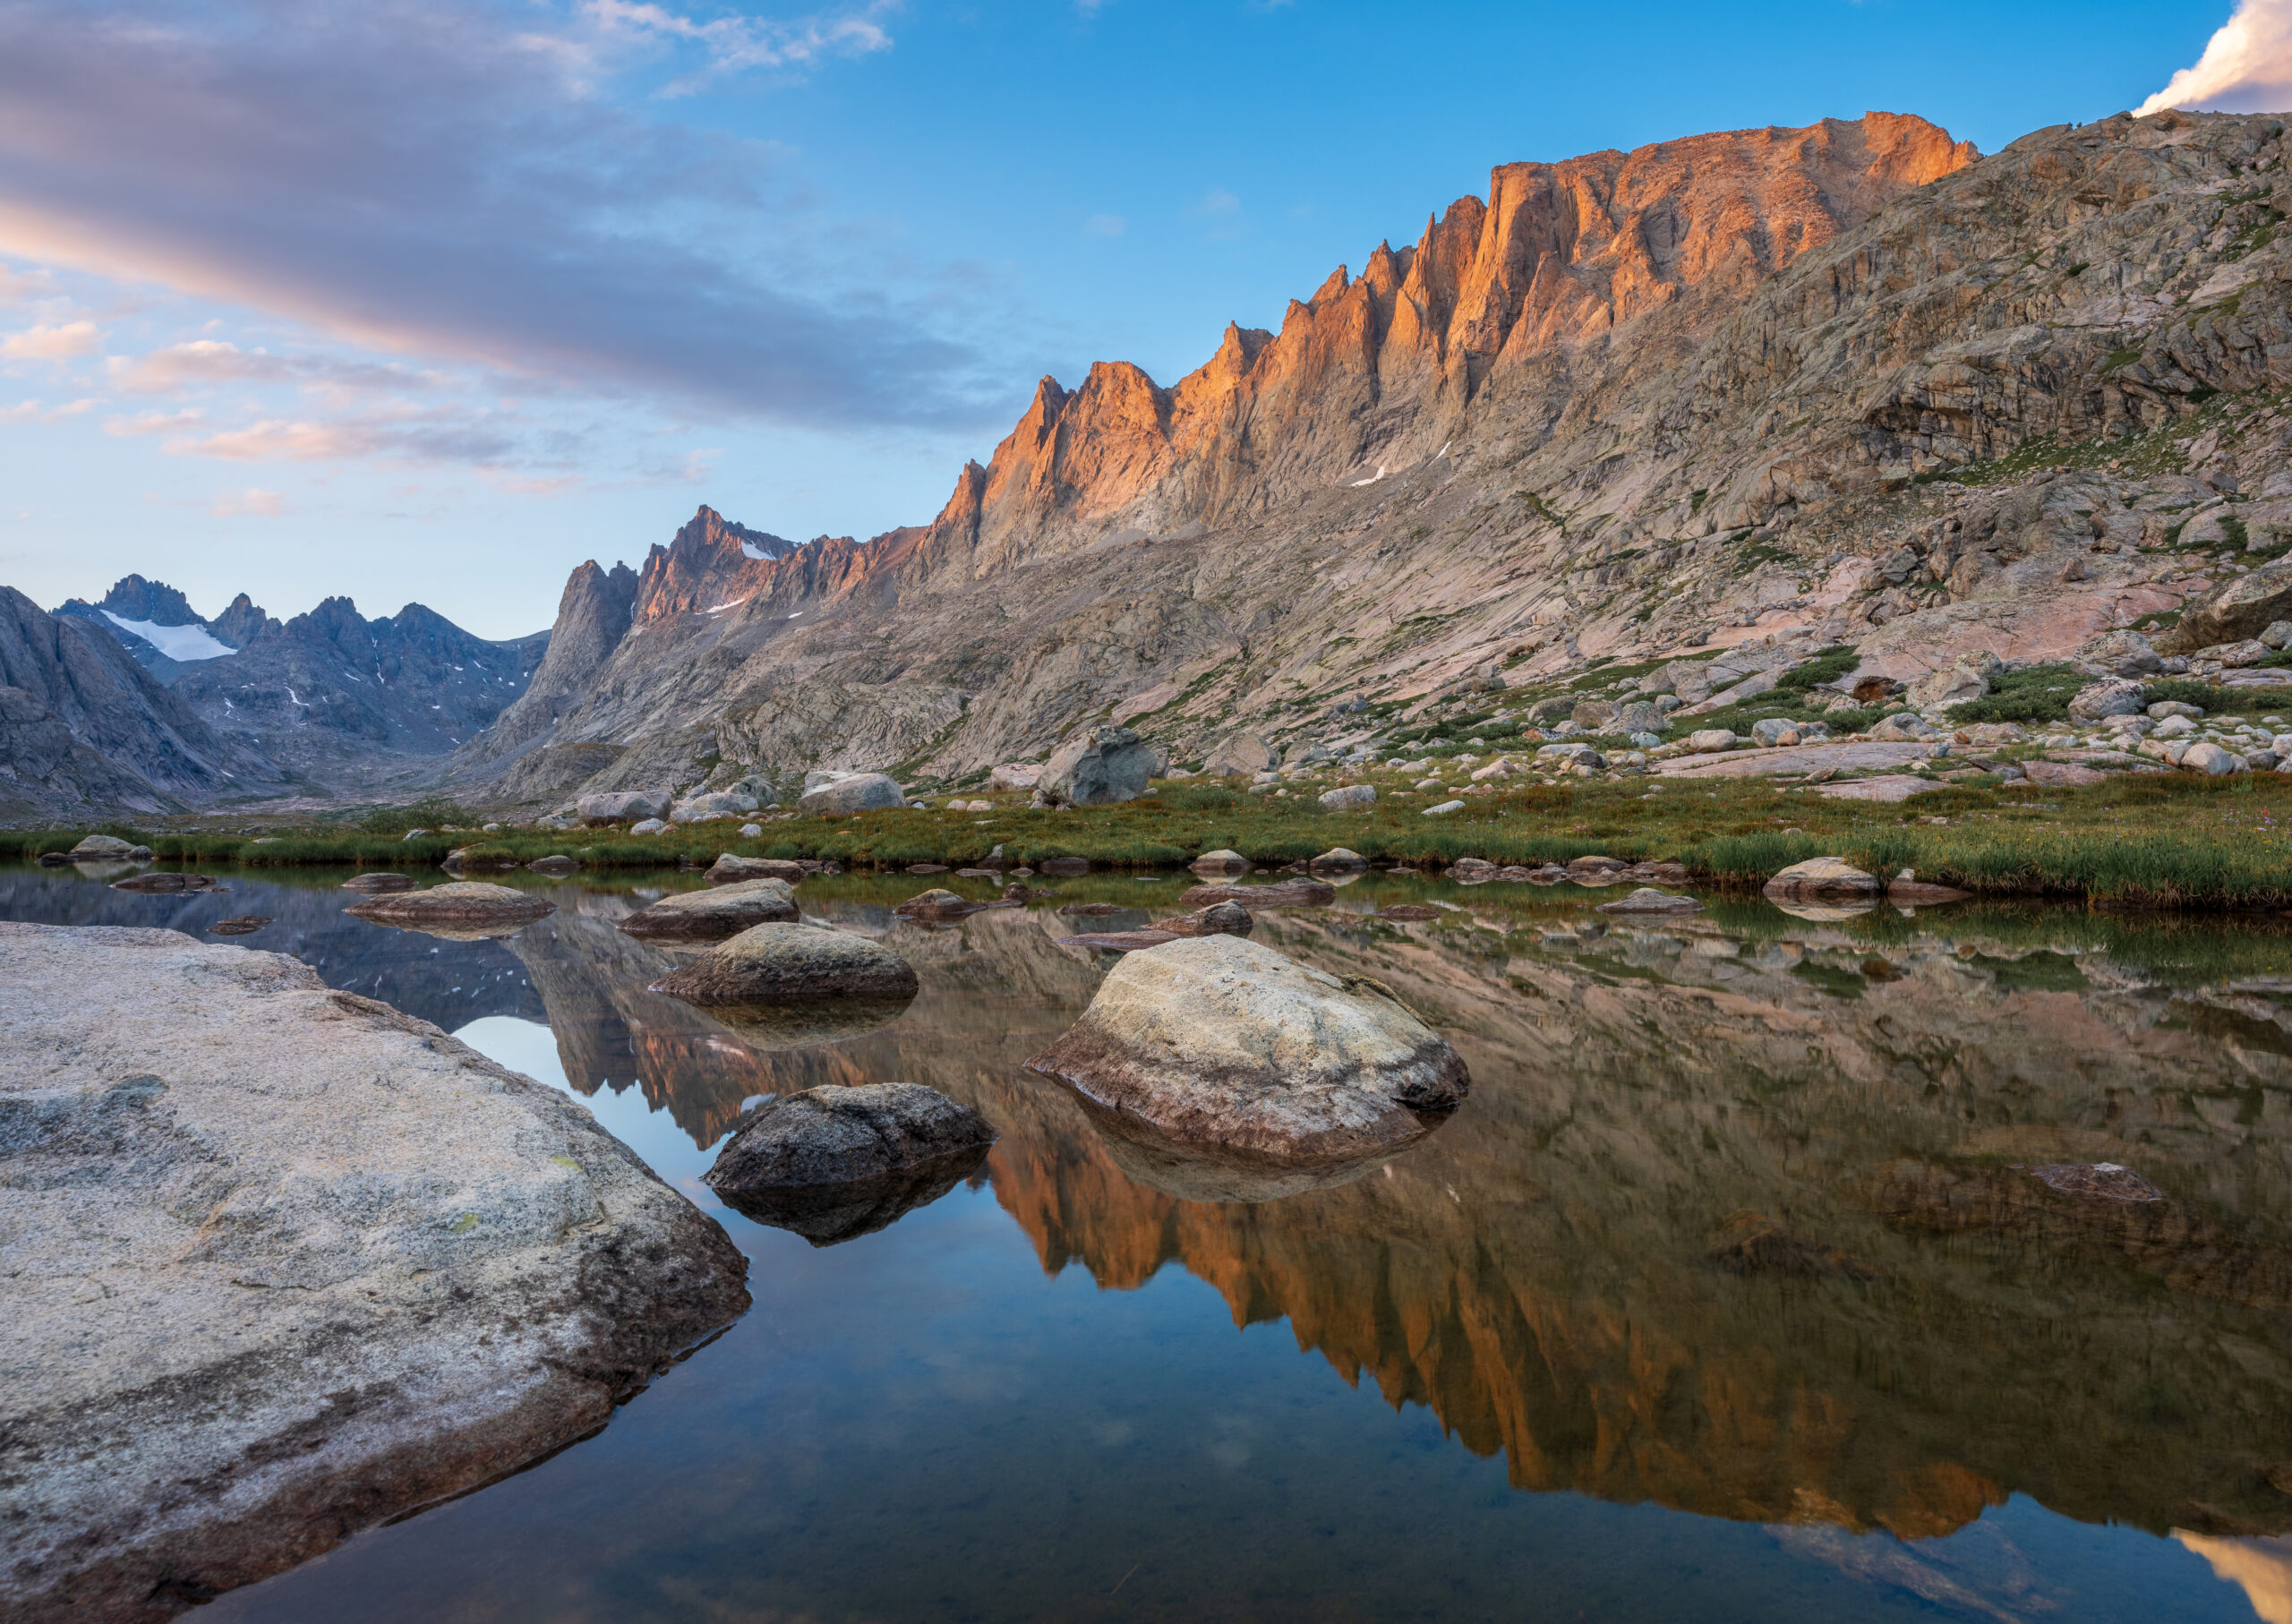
[2139,0,2292,115]
[0,320,99,359]
[1083,213,1125,237]
[210,486,285,517]
[1196,188,1241,217]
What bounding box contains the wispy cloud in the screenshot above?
[1083,213,1125,237]
[582,0,894,93]
[0,1,998,432]
[210,485,284,517]
[0,320,101,359]
[107,340,437,396]
[2139,0,2292,114]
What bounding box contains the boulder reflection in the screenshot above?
[516,884,2292,1542]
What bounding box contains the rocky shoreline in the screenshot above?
[0,923,749,1623]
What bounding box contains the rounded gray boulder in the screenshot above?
[651,921,919,1005]
[1025,934,1468,1165]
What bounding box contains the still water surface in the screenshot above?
[9,859,2292,1622]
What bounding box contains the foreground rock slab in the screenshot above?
[0,923,749,1623]
[1025,935,1468,1166]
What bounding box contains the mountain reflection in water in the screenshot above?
[10,860,2292,1620]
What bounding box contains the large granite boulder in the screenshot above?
[345,882,554,927]
[577,790,671,825]
[797,773,904,816]
[0,922,748,1620]
[2159,560,2292,653]
[68,833,152,861]
[1202,733,1277,778]
[1025,934,1468,1165]
[1038,725,1158,807]
[669,789,766,823]
[652,922,919,1006]
[619,878,799,939]
[2067,679,2147,721]
[988,763,1040,792]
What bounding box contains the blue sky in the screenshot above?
[0,0,2254,637]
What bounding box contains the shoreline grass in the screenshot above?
[9,766,2292,910]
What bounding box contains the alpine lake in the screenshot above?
[9,854,2292,1624]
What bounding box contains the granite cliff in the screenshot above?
[440,107,2292,805]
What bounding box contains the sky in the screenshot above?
[0,0,2274,639]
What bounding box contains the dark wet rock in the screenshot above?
[1179,878,1335,910]
[341,872,417,891]
[706,854,805,885]
[110,872,219,893]
[1038,856,1091,876]
[893,887,1018,920]
[1026,934,1467,1164]
[714,1150,989,1245]
[1148,901,1253,937]
[1450,857,1499,883]
[652,922,919,1006]
[703,1082,994,1210]
[0,922,748,1621]
[1378,904,1443,920]
[346,882,555,927]
[1058,901,1130,917]
[620,879,798,940]
[207,916,271,936]
[906,862,949,874]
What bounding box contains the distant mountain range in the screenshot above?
[0,575,545,820]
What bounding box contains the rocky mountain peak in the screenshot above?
[633,505,803,624]
[89,575,203,628]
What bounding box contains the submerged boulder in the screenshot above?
[345,882,554,927]
[341,872,418,892]
[706,853,807,885]
[1190,849,1250,875]
[1597,887,1703,915]
[1307,847,1369,872]
[1025,934,1468,1165]
[1179,878,1334,909]
[893,887,1016,920]
[652,922,919,1006]
[619,878,799,940]
[1148,901,1253,937]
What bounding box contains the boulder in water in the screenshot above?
[619,879,799,940]
[652,922,919,1005]
[1026,934,1467,1164]
[706,853,806,885]
[346,882,554,927]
